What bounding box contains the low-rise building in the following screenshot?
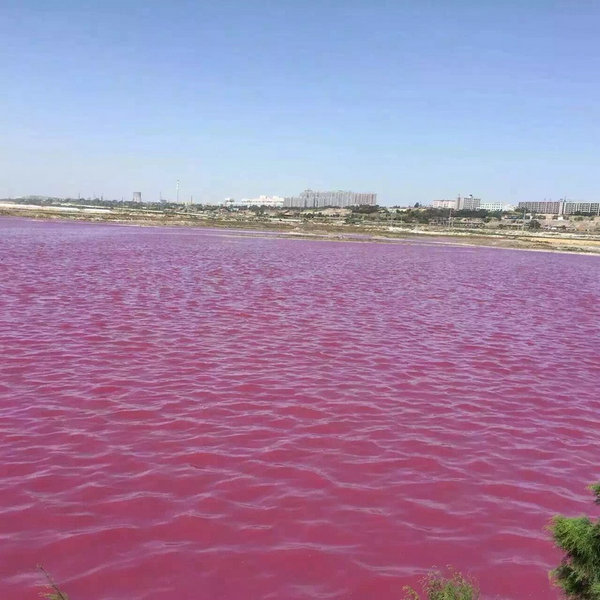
[479,202,508,211]
[517,201,563,214]
[432,195,481,210]
[518,201,600,215]
[432,199,456,209]
[562,202,600,215]
[238,195,285,208]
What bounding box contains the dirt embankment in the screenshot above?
[2,204,600,255]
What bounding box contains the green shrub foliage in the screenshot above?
[404,568,479,600]
[550,483,600,600]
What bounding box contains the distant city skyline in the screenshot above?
[2,1,599,206]
[5,190,593,211]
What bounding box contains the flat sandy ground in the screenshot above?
[2,204,600,256]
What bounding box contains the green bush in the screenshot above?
[404,568,479,600]
[549,483,600,600]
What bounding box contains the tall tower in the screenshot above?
[176,180,180,204]
[133,191,142,203]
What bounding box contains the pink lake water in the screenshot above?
[1,217,599,600]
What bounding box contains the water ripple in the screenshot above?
[1,217,599,600]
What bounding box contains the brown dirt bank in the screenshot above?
[2,206,600,255]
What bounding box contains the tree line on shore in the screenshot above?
[4,197,599,230]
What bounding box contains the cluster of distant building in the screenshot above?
[224,195,285,208]
[430,197,600,215]
[432,197,600,215]
[224,189,377,209]
[128,189,599,215]
[284,189,377,208]
[432,195,514,212]
[225,192,511,211]
[517,200,600,216]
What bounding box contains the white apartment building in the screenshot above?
[479,202,506,211]
[432,195,480,210]
[432,199,456,209]
[284,189,377,208]
[237,195,285,208]
[456,195,481,210]
[517,201,600,215]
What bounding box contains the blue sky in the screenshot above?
[1,0,599,205]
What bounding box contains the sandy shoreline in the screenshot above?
[2,206,600,256]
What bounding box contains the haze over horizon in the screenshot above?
[2,0,599,206]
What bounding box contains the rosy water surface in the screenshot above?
[1,217,599,600]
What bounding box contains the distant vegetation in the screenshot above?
[3,197,600,236]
